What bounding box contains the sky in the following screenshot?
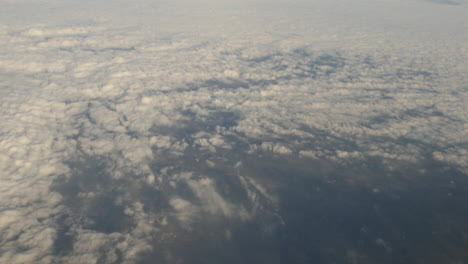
[0,0,468,263]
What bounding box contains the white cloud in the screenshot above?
[169,197,197,225]
[0,0,467,262]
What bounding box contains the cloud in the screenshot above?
[0,0,467,262]
[187,177,249,219]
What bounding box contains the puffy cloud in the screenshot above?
[0,0,467,262]
[169,198,197,225]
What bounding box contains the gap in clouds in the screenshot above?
[50,138,468,263]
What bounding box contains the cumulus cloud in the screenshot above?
[0,0,467,262]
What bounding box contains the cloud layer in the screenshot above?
[1,0,467,263]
